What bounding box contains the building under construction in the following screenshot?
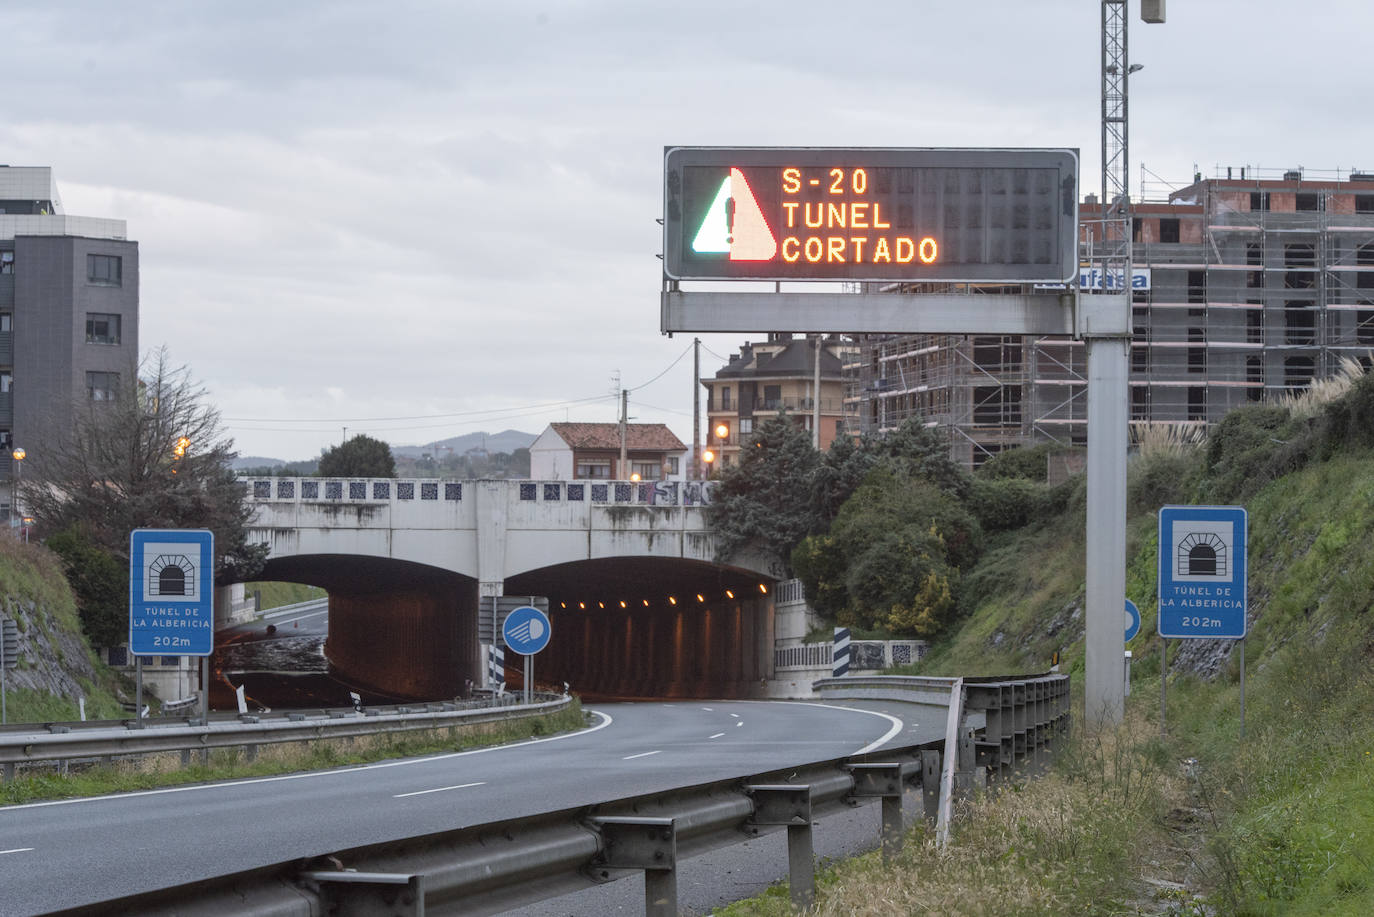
[844,168,1374,467]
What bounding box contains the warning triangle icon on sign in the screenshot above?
[691,168,777,261]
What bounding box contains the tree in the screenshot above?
[705,415,821,575]
[317,434,396,478]
[791,466,982,637]
[45,526,128,647]
[22,348,268,644]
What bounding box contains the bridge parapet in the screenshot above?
[241,477,715,508]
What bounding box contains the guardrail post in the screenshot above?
[592,816,677,917]
[847,762,905,862]
[746,784,815,909]
[3,761,13,782]
[300,870,425,915]
[920,750,941,824]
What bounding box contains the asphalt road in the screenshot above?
[0,698,942,916]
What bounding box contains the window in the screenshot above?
[1187,328,1206,374]
[1285,306,1316,344]
[86,371,119,401]
[1284,356,1315,391]
[575,461,611,479]
[1131,344,1149,373]
[1246,242,1264,266]
[0,313,10,332]
[720,386,731,411]
[1284,243,1315,267]
[738,418,753,434]
[0,251,12,274]
[1187,386,1206,421]
[1159,218,1180,243]
[1358,243,1374,291]
[665,456,680,475]
[0,371,11,393]
[1250,192,1269,212]
[1295,192,1323,212]
[85,313,121,345]
[87,254,122,286]
[1357,195,1374,214]
[1130,386,1150,420]
[1359,311,1374,346]
[763,385,782,408]
[1247,356,1263,383]
[631,461,661,481]
[1247,308,1264,344]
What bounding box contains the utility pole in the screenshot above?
[693,337,702,479]
[812,335,822,449]
[619,388,629,480]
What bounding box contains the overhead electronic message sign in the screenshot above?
[663,147,1078,284]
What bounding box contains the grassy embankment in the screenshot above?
[0,538,129,722]
[720,394,1374,914]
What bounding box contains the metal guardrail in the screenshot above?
[0,693,570,780]
[44,673,1070,917]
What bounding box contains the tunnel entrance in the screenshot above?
[243,555,479,702]
[505,557,776,700]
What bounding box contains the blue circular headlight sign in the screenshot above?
[502,605,551,656]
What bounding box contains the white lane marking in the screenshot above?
[735,721,744,727]
[0,847,35,855]
[738,701,904,755]
[394,781,485,799]
[708,733,725,739]
[729,713,739,718]
[622,750,661,760]
[0,711,615,813]
[701,707,713,712]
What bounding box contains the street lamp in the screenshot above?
[10,448,24,538]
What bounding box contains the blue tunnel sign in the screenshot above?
[1157,506,1247,640]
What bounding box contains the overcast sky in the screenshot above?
[5,1,1372,460]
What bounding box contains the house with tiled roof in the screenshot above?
[528,422,689,481]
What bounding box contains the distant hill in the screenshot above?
[231,430,536,472]
[390,430,536,459]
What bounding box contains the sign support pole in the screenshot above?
[525,655,533,705]
[1084,330,1129,726]
[135,657,144,730]
[201,656,210,724]
[1239,638,1245,739]
[1160,637,1167,737]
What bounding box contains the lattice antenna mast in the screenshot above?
[1100,0,1132,285]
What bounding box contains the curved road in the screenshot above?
[0,699,940,915]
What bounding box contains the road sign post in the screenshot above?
[129,529,215,727]
[502,605,551,705]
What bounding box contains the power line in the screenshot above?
[223,393,611,424]
[626,340,694,392]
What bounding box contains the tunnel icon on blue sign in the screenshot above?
[1177,531,1227,577]
[147,552,199,598]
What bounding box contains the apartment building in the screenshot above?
[702,334,858,468]
[844,167,1374,467]
[1,166,139,514]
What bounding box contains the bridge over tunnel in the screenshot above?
[504,558,777,701]
[243,554,776,703]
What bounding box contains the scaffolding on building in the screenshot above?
[843,169,1374,468]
